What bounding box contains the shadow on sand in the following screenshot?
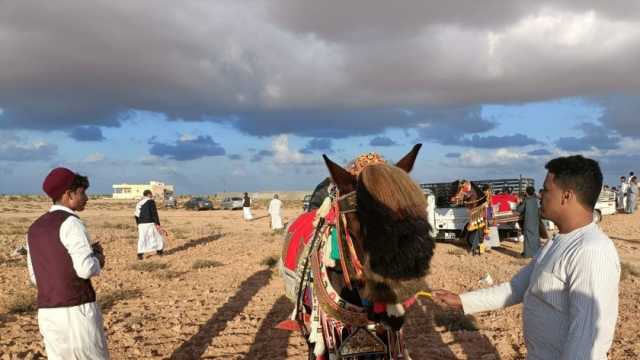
[169,268,273,359]
[164,233,225,256]
[243,296,294,360]
[404,300,500,359]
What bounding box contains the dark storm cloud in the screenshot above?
[69,126,105,141]
[594,95,640,138]
[250,150,275,162]
[528,149,552,156]
[300,138,333,154]
[148,135,225,161]
[555,122,621,151]
[0,1,639,137]
[369,136,397,147]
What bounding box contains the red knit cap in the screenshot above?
[42,167,76,200]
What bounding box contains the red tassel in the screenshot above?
[275,320,301,332]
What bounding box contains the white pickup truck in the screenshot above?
[422,178,533,241]
[424,185,616,240]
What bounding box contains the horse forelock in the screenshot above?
[357,163,426,220]
[354,163,434,280]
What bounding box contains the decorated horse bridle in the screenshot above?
[334,190,364,290]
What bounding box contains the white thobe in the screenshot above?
[268,198,283,230]
[618,182,628,210]
[135,197,164,253]
[27,205,109,360]
[137,223,165,253]
[460,222,619,360]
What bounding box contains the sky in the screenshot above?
[1,1,639,195]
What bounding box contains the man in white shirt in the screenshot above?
[268,194,284,230]
[26,167,109,359]
[433,155,620,359]
[618,176,628,212]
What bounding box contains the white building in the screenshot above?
[112,181,174,200]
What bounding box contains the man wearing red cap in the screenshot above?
[26,167,109,359]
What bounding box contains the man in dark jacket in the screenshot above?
[134,190,165,260]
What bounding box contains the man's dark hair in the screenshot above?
[526,186,535,196]
[545,155,603,209]
[143,190,152,197]
[69,174,90,193]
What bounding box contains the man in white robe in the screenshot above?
[27,167,109,359]
[618,176,628,212]
[268,194,284,230]
[134,190,165,260]
[242,192,253,220]
[432,155,619,359]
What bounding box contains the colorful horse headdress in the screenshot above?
[347,152,386,176]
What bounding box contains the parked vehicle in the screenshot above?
[302,194,312,211]
[594,187,616,223]
[221,197,243,210]
[163,190,177,209]
[421,177,534,240]
[184,197,213,210]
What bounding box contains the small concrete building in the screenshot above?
[112,181,174,200]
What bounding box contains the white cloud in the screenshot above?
[272,134,305,164]
[84,152,105,163]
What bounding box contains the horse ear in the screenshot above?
[395,143,422,173]
[323,155,356,193]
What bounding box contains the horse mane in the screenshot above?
[469,181,486,203]
[355,163,434,280]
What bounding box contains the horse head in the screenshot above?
[322,144,435,304]
[450,179,485,208]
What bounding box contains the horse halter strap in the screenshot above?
[335,190,364,289]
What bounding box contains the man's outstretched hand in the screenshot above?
[431,289,463,311]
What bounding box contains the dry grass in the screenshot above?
[129,261,168,272]
[621,262,640,281]
[4,289,37,314]
[433,310,479,332]
[154,270,185,280]
[261,255,279,268]
[191,259,224,270]
[99,289,143,311]
[447,248,466,256]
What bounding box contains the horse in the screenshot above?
[279,144,435,359]
[449,180,489,254]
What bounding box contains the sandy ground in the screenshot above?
[1,198,639,359]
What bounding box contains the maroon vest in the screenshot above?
[27,210,96,308]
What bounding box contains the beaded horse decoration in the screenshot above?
[279,144,435,359]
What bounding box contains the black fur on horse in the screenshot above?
[355,179,435,281]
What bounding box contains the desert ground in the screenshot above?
[1,196,639,359]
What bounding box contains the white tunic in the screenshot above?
[268,198,283,230]
[135,197,164,253]
[137,223,165,253]
[27,205,109,360]
[460,222,619,360]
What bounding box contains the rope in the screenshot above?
[295,217,326,325]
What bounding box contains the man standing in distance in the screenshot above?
[26,167,109,359]
[432,155,620,359]
[134,190,165,260]
[242,192,253,220]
